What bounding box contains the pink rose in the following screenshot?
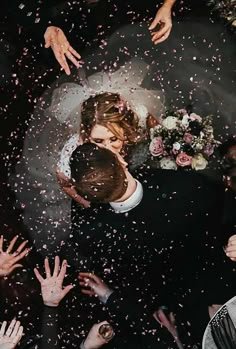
[189,113,202,122]
[177,109,187,115]
[149,137,164,157]
[183,132,194,143]
[203,144,215,157]
[176,152,192,167]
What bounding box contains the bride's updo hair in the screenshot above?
[80,92,140,144]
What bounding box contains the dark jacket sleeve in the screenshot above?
[39,306,59,349]
[106,291,177,348]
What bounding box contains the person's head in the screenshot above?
[80,92,140,154]
[70,143,127,203]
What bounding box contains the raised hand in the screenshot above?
[225,235,236,261]
[149,3,173,44]
[83,321,113,349]
[0,235,30,277]
[153,308,184,349]
[34,256,74,307]
[0,320,23,349]
[44,26,81,75]
[78,273,111,299]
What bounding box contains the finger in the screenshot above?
[10,321,20,338]
[152,26,171,43]
[44,29,52,42]
[6,235,18,253]
[79,272,100,284]
[12,248,31,263]
[228,235,236,243]
[53,256,60,277]
[44,258,51,278]
[6,319,16,337]
[153,30,171,45]
[169,312,176,325]
[44,38,52,48]
[157,310,170,326]
[65,51,80,68]
[13,326,24,344]
[34,268,44,283]
[149,16,161,30]
[81,289,96,296]
[58,260,67,281]
[225,246,236,253]
[0,321,7,336]
[13,240,28,255]
[53,50,70,75]
[0,235,3,251]
[8,264,23,275]
[62,284,74,298]
[68,45,81,59]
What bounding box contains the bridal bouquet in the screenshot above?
[149,109,219,171]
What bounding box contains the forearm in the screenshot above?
[162,0,177,9]
[39,306,59,349]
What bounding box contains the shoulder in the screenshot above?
[57,134,80,178]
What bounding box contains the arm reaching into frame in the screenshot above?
[34,256,74,307]
[0,235,30,277]
[149,0,177,44]
[0,320,23,349]
[44,26,82,75]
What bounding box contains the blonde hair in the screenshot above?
[80,92,140,145]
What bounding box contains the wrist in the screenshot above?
[162,0,176,10]
[82,340,100,349]
[43,301,59,307]
[98,289,114,304]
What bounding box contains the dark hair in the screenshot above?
[219,137,236,175]
[218,137,236,157]
[70,143,127,203]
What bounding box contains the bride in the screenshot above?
[11,59,164,254]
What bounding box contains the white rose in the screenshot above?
[191,154,208,171]
[173,142,181,151]
[181,114,190,128]
[195,143,203,150]
[160,158,178,170]
[162,116,178,130]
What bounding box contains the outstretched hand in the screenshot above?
[153,308,183,349]
[149,4,173,44]
[83,321,113,349]
[34,256,74,307]
[0,235,30,277]
[44,26,82,75]
[225,235,236,261]
[0,320,23,349]
[79,273,110,299]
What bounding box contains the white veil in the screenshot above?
[47,59,165,129]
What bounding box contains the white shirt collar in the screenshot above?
[109,180,143,213]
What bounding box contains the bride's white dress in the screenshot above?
[11,59,165,254]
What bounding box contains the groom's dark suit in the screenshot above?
[63,168,228,346]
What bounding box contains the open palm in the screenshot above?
[0,320,23,349]
[34,256,74,307]
[0,235,29,277]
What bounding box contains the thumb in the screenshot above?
[45,41,51,48]
[62,284,74,298]
[149,15,160,30]
[8,264,23,275]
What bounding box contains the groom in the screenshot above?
[65,143,227,343]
